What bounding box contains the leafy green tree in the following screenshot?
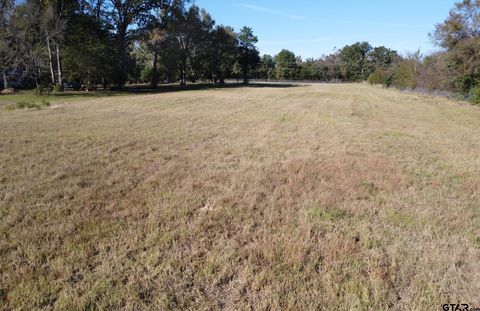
[298,58,320,80]
[9,0,47,88]
[237,26,260,84]
[368,46,400,68]
[391,51,420,89]
[164,5,214,85]
[62,12,116,89]
[339,42,373,81]
[210,26,238,84]
[106,0,184,87]
[186,7,214,83]
[257,54,275,80]
[433,0,480,94]
[433,0,480,49]
[0,0,14,89]
[107,0,150,87]
[366,47,400,86]
[275,49,297,80]
[144,27,166,87]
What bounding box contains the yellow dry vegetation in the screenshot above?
[1,83,479,310]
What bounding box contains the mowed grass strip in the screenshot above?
[1,83,479,310]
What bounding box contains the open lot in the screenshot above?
[1,83,480,310]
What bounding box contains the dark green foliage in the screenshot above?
[62,13,116,89]
[237,26,260,84]
[369,46,399,68]
[209,26,238,84]
[469,86,480,105]
[2,0,479,105]
[339,42,373,81]
[296,59,318,80]
[254,44,400,83]
[274,50,297,80]
[257,55,276,80]
[453,75,478,94]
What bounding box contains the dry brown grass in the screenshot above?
[1,83,480,310]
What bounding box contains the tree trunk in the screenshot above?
[56,44,63,91]
[102,77,107,90]
[117,25,128,88]
[151,50,158,88]
[180,70,186,85]
[180,59,187,85]
[46,32,55,85]
[187,57,196,83]
[2,70,8,89]
[243,69,248,84]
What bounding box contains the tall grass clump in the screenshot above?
[5,100,51,110]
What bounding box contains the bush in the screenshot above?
[53,84,63,93]
[368,68,392,86]
[454,75,477,94]
[391,61,417,89]
[469,86,480,105]
[140,66,153,83]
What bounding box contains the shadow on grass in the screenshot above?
[51,82,299,98]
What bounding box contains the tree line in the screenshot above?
[1,0,479,104]
[0,0,260,91]
[257,0,480,104]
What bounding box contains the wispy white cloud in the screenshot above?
[238,4,307,20]
[239,4,429,28]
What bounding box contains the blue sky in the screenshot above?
[195,0,456,59]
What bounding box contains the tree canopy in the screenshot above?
[1,0,480,105]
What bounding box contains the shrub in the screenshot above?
[53,84,63,93]
[454,75,477,95]
[368,68,392,86]
[391,60,417,89]
[469,86,480,105]
[33,85,45,96]
[141,66,153,83]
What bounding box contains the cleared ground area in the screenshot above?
[1,83,480,310]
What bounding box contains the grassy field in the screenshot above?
[1,83,480,310]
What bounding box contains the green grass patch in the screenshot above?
[5,99,50,110]
[383,208,416,228]
[307,205,347,222]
